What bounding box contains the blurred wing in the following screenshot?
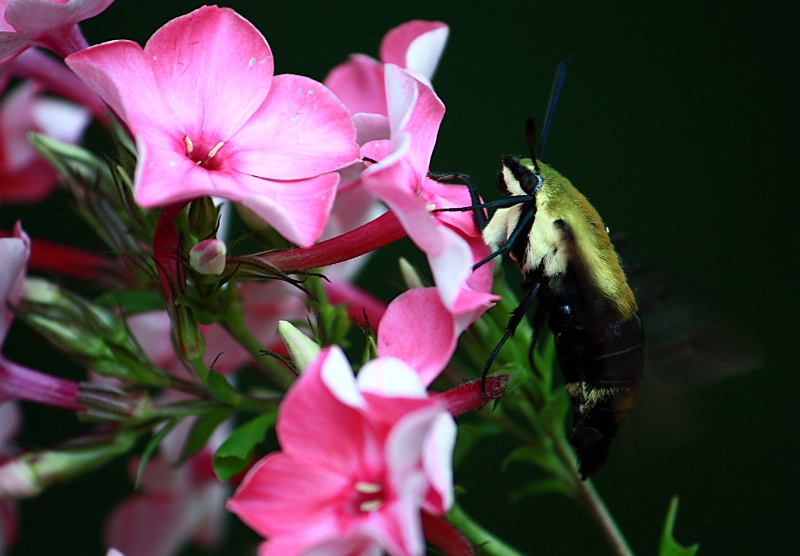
[611,232,763,448]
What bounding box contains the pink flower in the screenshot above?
[0,223,81,409]
[0,0,113,60]
[0,81,90,203]
[105,416,230,556]
[227,346,456,556]
[66,6,359,247]
[360,64,496,313]
[325,20,449,117]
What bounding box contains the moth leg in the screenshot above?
[481,280,542,393]
[428,171,487,231]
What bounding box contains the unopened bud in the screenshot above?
[187,196,220,238]
[399,257,426,289]
[189,238,227,275]
[18,278,172,387]
[278,321,320,372]
[0,431,137,499]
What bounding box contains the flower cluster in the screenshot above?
[0,3,647,556]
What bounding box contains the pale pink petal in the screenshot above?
[32,96,90,144]
[5,0,114,34]
[278,348,366,471]
[229,74,358,180]
[260,533,381,556]
[389,66,444,171]
[144,6,273,140]
[105,489,207,556]
[379,21,449,81]
[352,112,390,146]
[0,224,29,345]
[0,30,33,61]
[376,289,456,386]
[356,356,428,398]
[323,53,385,116]
[421,413,456,513]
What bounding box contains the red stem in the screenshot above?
[260,211,407,272]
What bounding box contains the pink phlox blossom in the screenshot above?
[105,412,230,556]
[0,223,81,408]
[126,280,307,377]
[0,0,114,60]
[0,80,90,203]
[319,21,449,271]
[360,64,496,313]
[227,346,456,556]
[65,6,359,247]
[325,20,448,118]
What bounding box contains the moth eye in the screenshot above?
[520,170,543,194]
[495,170,511,194]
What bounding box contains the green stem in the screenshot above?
[552,437,634,556]
[220,303,295,391]
[447,503,526,556]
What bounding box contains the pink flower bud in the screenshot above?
[189,238,226,276]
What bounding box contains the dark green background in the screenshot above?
[5,1,797,554]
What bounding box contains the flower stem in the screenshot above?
[260,211,407,272]
[219,301,295,391]
[552,438,634,556]
[447,503,526,556]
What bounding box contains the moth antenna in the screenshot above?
[525,118,541,175]
[539,58,568,160]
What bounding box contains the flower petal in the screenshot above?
[66,39,174,130]
[376,289,456,386]
[277,347,366,471]
[379,21,449,81]
[5,0,114,34]
[227,452,345,538]
[229,74,358,180]
[144,6,274,140]
[324,53,386,116]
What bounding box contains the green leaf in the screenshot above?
[135,419,177,489]
[659,496,699,556]
[97,289,164,314]
[213,412,277,481]
[177,410,231,465]
[207,370,240,404]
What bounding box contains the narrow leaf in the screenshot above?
[213,412,276,481]
[659,496,699,556]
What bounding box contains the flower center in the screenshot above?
[184,135,225,169]
[352,481,385,513]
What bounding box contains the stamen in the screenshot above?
[354,481,382,494]
[359,499,383,512]
[207,141,225,159]
[425,203,436,211]
[184,135,193,156]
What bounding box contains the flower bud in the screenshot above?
[278,320,320,372]
[19,278,173,387]
[189,238,227,275]
[187,196,220,238]
[0,431,137,499]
